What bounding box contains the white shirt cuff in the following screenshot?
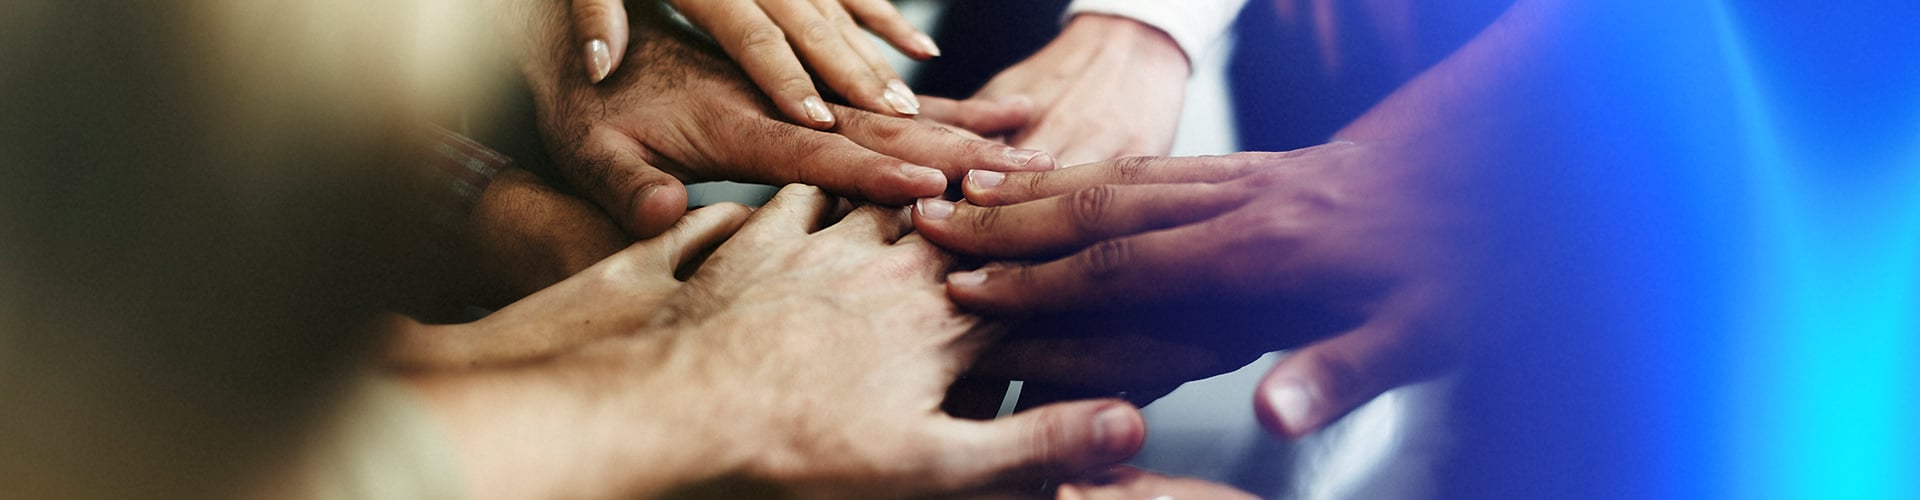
[1064,0,1251,63]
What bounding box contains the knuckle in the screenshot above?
[799,20,836,45]
[966,205,1004,235]
[1064,185,1115,235]
[737,25,787,55]
[1025,410,1068,474]
[573,1,619,23]
[1075,239,1131,281]
[1108,156,1157,183]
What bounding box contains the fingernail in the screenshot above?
[914,32,942,57]
[803,96,835,125]
[946,269,986,286]
[1093,404,1140,456]
[884,85,920,115]
[1004,148,1054,170]
[585,39,612,83]
[915,198,954,220]
[900,163,945,185]
[886,79,922,109]
[967,169,1004,189]
[995,95,1033,109]
[1267,382,1313,435]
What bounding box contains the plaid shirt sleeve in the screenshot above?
[419,126,511,232]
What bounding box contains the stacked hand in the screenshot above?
[520,2,1053,237]
[913,143,1475,437]
[974,14,1192,165]
[408,186,1148,499]
[569,0,940,125]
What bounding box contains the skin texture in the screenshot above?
[405,186,1147,499]
[915,0,1577,441]
[517,1,1054,238]
[913,145,1473,438]
[974,14,1192,166]
[384,203,750,369]
[570,0,939,125]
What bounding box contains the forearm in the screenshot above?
[1334,0,1581,144]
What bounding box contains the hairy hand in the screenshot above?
[384,203,749,369]
[523,3,1054,237]
[569,0,939,125]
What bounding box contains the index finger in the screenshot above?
[960,154,1270,206]
[941,217,1236,313]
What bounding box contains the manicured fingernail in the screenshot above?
[967,169,1004,189]
[585,39,612,83]
[915,198,954,220]
[914,32,942,57]
[803,96,835,125]
[1004,148,1054,170]
[947,269,986,286]
[1093,404,1140,456]
[1267,382,1312,435]
[886,79,922,109]
[884,85,920,115]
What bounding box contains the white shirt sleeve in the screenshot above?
[1064,0,1252,63]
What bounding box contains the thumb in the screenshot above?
[918,95,1033,138]
[1254,290,1456,438]
[614,202,752,276]
[571,0,630,83]
[570,144,689,239]
[927,399,1145,491]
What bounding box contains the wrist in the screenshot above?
[403,345,750,499]
[1061,14,1192,76]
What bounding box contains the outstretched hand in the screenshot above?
[913,144,1477,438]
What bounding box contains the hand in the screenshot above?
[911,144,1476,438]
[522,5,1054,237]
[460,167,632,305]
[570,0,940,126]
[408,185,1148,499]
[974,14,1191,165]
[383,203,749,370]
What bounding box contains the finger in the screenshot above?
[841,0,939,59]
[1255,290,1452,438]
[962,154,1270,206]
[834,107,1056,181]
[912,183,1249,258]
[823,203,913,242]
[925,399,1145,489]
[572,0,629,83]
[685,0,835,127]
[758,0,912,116]
[942,217,1239,313]
[815,0,918,114]
[627,202,753,274]
[742,183,837,236]
[919,95,1034,137]
[703,118,948,205]
[569,138,690,238]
